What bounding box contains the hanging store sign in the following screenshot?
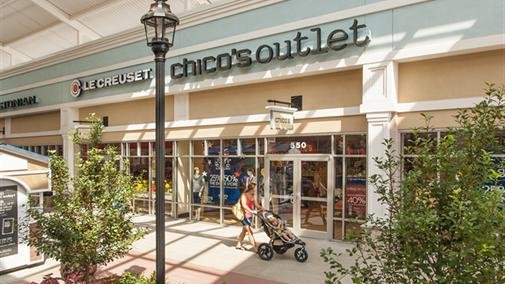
[170,19,371,80]
[0,185,18,258]
[266,105,297,131]
[71,68,152,98]
[0,96,38,111]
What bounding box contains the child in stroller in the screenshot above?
[256,210,308,262]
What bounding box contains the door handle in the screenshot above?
[290,193,295,204]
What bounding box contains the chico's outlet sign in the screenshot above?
[170,19,370,80]
[71,69,152,98]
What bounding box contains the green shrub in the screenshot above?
[116,272,156,284]
[26,114,144,284]
[321,84,505,284]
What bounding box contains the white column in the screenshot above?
[4,117,11,136]
[173,93,189,121]
[60,108,79,176]
[360,61,398,219]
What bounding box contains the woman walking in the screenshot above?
[236,183,262,251]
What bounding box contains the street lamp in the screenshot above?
[141,1,179,283]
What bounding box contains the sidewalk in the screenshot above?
[0,215,355,284]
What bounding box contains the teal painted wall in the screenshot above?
[0,0,503,113]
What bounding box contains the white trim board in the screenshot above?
[0,0,431,94]
[0,96,486,139]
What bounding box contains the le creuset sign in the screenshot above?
[71,68,152,98]
[0,96,38,111]
[170,19,371,80]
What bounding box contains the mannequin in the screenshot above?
[192,166,206,221]
[245,168,257,190]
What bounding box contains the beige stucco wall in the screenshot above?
[10,111,60,133]
[189,69,362,119]
[3,135,63,146]
[397,110,462,129]
[399,49,505,103]
[79,96,175,126]
[101,115,367,142]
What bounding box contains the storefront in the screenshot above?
[0,0,504,240]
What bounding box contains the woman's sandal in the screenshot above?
[235,244,246,250]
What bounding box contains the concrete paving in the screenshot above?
[0,215,355,284]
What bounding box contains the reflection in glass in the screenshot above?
[345,157,367,219]
[140,142,149,156]
[345,135,366,155]
[257,157,265,200]
[193,157,217,206]
[301,201,326,231]
[207,140,220,156]
[223,157,252,206]
[223,139,237,155]
[271,201,293,228]
[240,138,256,155]
[206,157,221,206]
[301,161,327,198]
[333,220,343,240]
[191,205,220,224]
[128,143,138,156]
[193,140,205,156]
[269,161,293,196]
[335,135,343,155]
[345,221,364,240]
[258,138,265,155]
[223,208,240,226]
[301,161,327,231]
[152,158,173,201]
[334,157,343,217]
[270,161,293,227]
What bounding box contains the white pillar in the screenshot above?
[4,117,11,136]
[360,61,398,219]
[60,108,79,176]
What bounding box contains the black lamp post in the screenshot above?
[141,1,179,283]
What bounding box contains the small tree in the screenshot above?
[26,114,143,284]
[321,84,505,283]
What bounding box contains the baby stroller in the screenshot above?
[256,210,308,262]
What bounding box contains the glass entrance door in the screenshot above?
[269,161,294,228]
[267,157,331,238]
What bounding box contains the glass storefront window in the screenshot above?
[128,143,137,156]
[140,142,149,156]
[334,157,343,218]
[240,138,256,155]
[258,138,265,155]
[335,135,343,155]
[192,140,205,156]
[223,157,255,207]
[193,157,221,206]
[257,157,265,200]
[207,140,220,156]
[223,139,238,156]
[345,157,367,220]
[165,141,173,156]
[345,135,366,155]
[267,136,331,154]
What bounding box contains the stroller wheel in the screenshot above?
[258,243,274,261]
[294,247,308,263]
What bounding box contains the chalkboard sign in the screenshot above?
[0,185,17,258]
